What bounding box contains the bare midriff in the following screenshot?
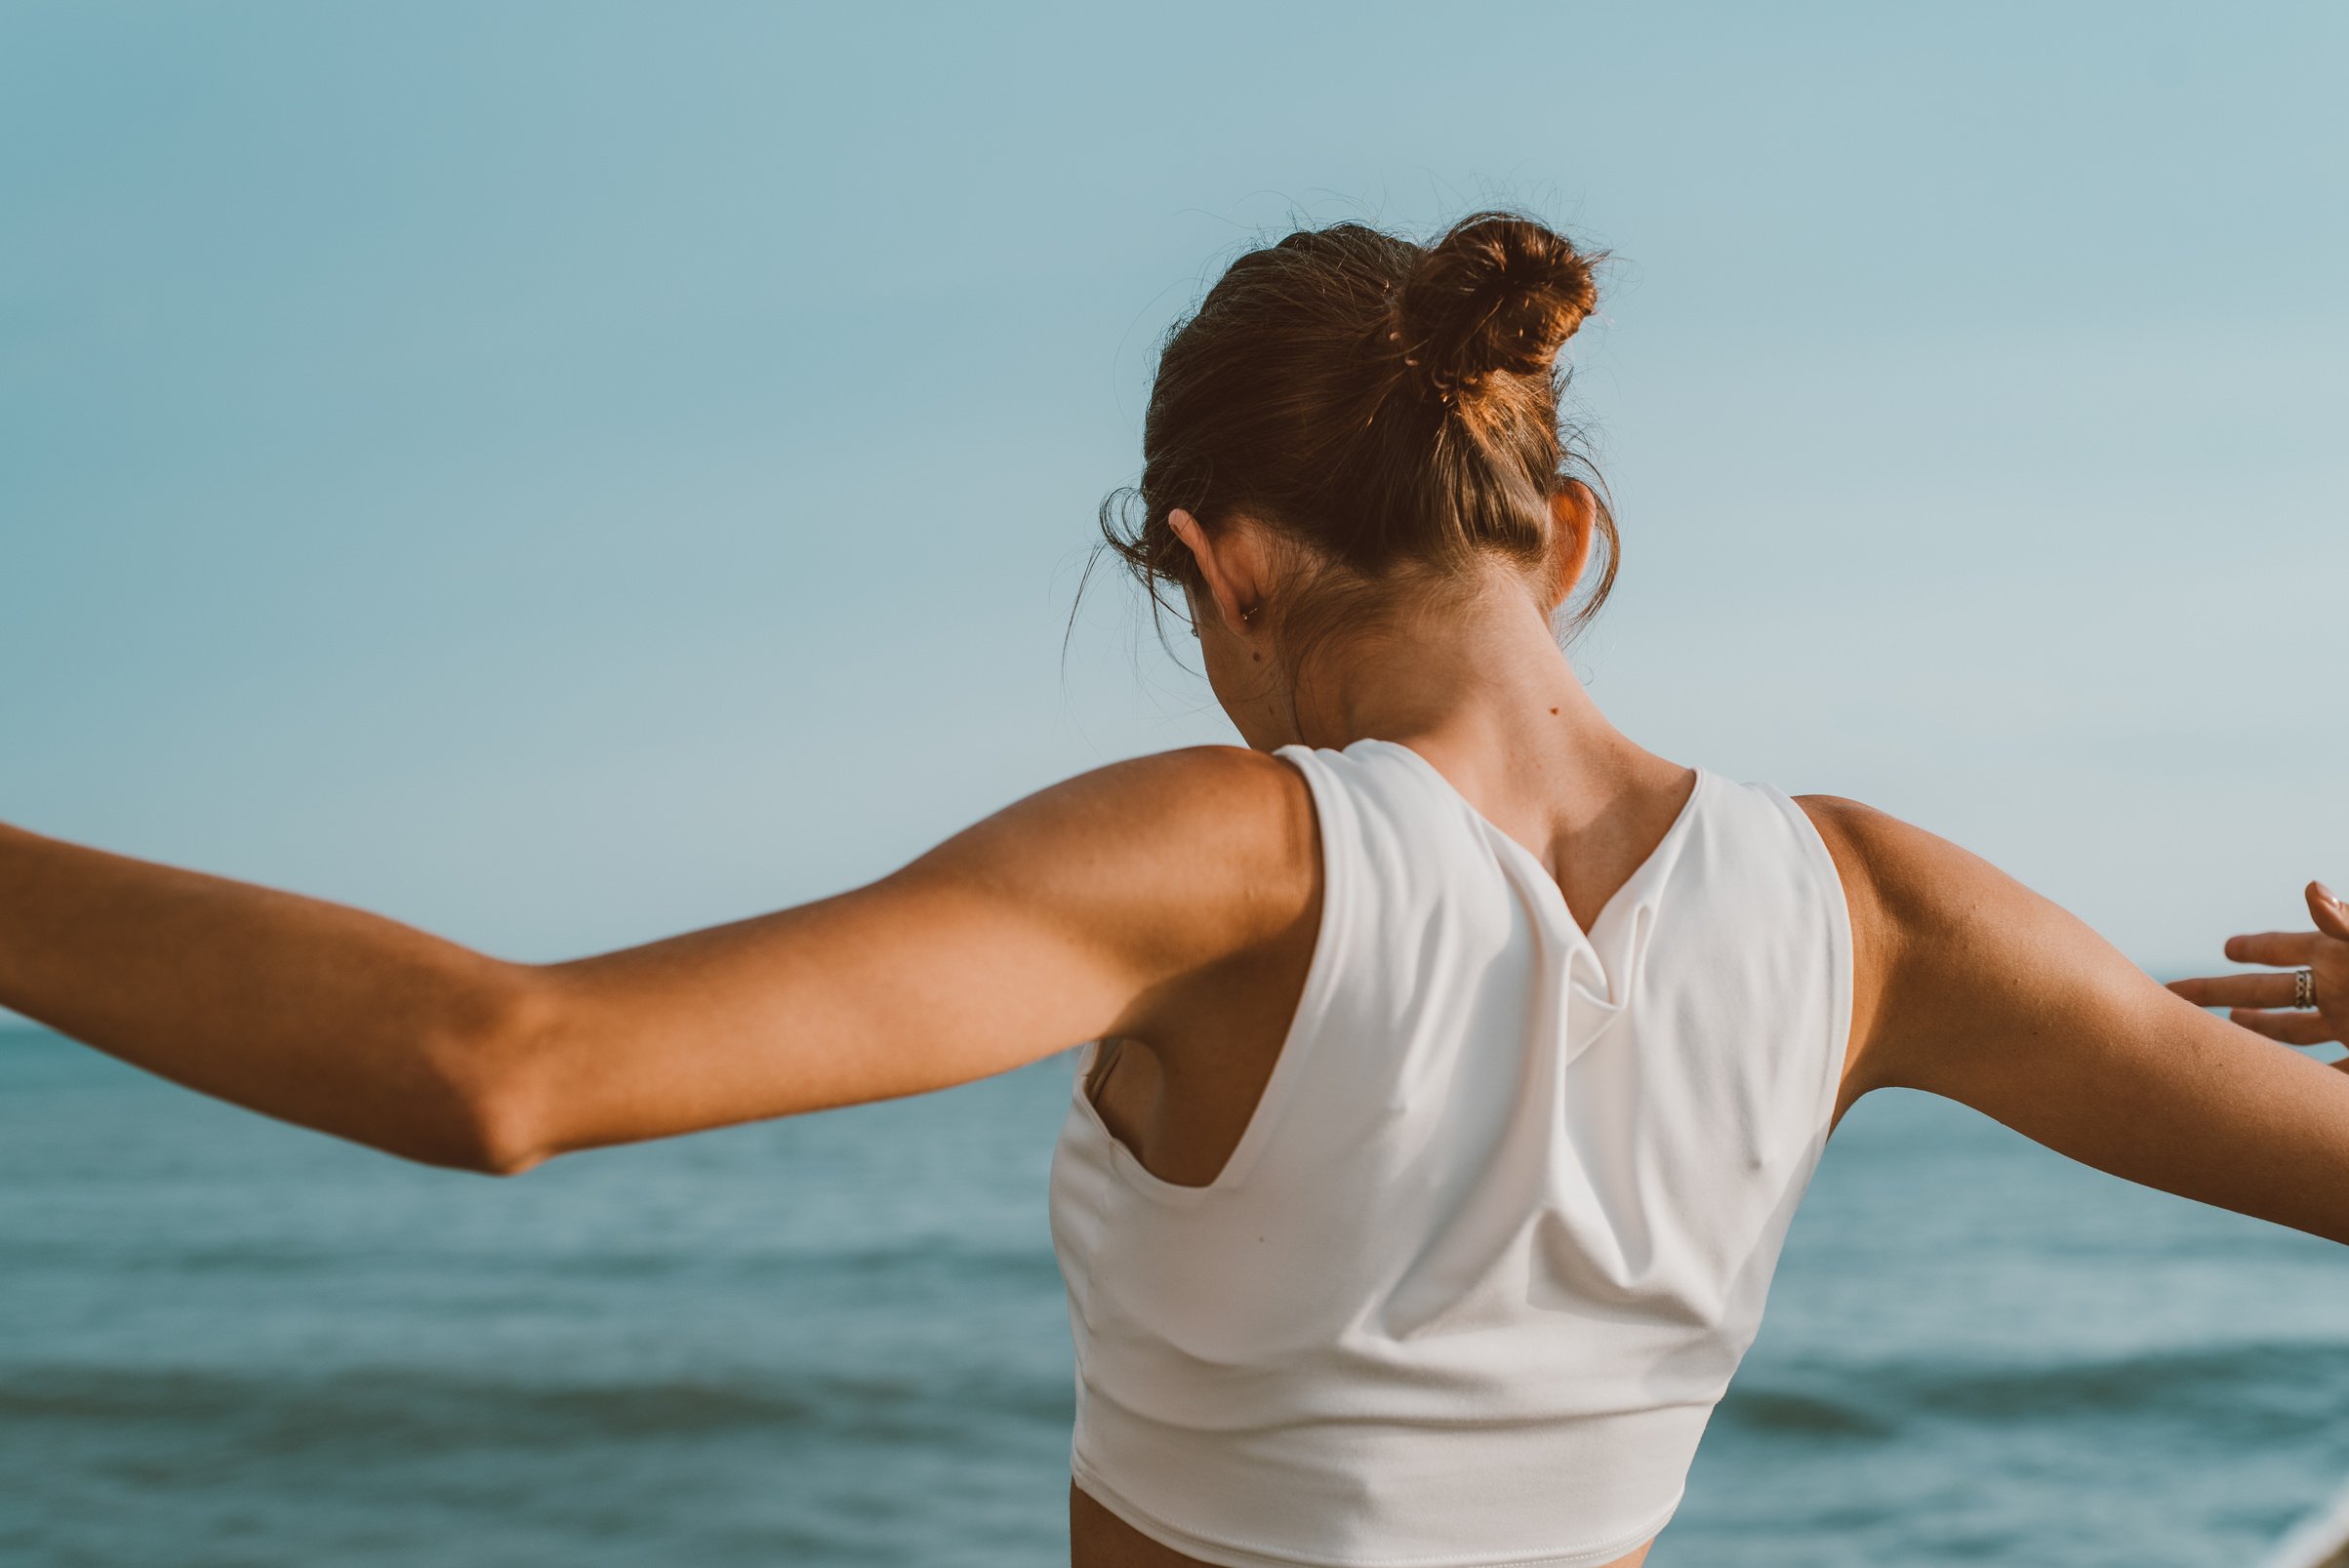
[1071,1482,1656,1568]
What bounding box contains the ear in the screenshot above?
[1166,508,1275,637]
[1542,482,1598,614]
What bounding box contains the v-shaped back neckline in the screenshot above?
[1361,738,1708,945]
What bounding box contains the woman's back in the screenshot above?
[1053,738,1851,1568]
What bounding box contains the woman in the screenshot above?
[7,212,2346,1568]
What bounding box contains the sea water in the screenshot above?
[4,1025,2344,1566]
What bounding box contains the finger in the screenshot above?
[2310,883,2349,944]
[2169,973,2303,1008]
[2229,1008,2341,1046]
[2224,931,2323,967]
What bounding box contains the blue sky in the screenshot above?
[2,1,2342,982]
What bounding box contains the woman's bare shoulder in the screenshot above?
[1787,792,2097,1102]
[1790,792,2034,939]
[958,744,1314,874]
[903,744,1321,970]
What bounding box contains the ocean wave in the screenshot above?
[1720,1340,2349,1443]
[0,1362,1076,1454]
[0,1239,1065,1286]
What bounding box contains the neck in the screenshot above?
[1284,571,1681,844]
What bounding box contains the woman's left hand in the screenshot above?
[2167,881,2349,1051]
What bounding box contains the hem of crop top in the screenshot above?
[1071,1458,1683,1568]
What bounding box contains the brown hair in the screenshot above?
[1098,210,1618,664]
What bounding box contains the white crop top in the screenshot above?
[1048,738,1852,1568]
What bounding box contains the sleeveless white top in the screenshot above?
[1047,738,1852,1568]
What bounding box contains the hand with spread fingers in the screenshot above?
[2168,882,2349,1052]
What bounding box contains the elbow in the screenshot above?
[405,1120,543,1179]
[452,1101,548,1179]
[463,1134,547,1181]
[423,964,562,1178]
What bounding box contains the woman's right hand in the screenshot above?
[2167,882,2349,1051]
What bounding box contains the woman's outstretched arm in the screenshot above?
[1802,797,2349,1247]
[0,745,1317,1175]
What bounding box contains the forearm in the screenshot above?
[0,821,528,1170]
[1909,948,2349,1246]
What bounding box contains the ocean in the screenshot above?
[5,1025,2344,1566]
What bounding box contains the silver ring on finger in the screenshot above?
[2294,967,2318,1010]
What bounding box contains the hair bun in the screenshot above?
[1395,212,1599,399]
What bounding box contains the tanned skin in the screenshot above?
[6,488,2340,1568]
